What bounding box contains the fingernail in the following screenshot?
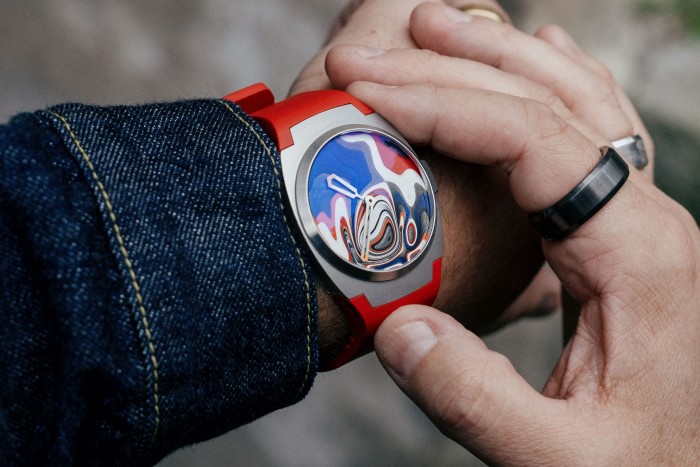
[442,6,473,23]
[352,45,387,58]
[381,321,437,379]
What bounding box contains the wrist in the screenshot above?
[225,83,441,370]
[420,154,544,331]
[316,283,351,366]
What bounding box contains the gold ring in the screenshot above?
[457,5,505,23]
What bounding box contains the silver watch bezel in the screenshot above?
[294,124,437,282]
[279,104,442,307]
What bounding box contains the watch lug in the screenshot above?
[223,83,274,114]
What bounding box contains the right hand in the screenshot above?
[325,2,655,326]
[294,0,547,344]
[345,46,700,467]
[329,5,700,463]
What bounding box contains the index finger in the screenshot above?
[348,82,602,212]
[346,82,659,303]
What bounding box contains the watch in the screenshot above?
[224,83,443,370]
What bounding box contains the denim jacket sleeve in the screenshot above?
[0,99,319,466]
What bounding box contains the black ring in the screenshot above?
[529,147,630,240]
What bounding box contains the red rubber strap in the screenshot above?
[225,83,440,371]
[249,89,373,151]
[224,84,373,151]
[321,258,442,371]
[223,83,274,114]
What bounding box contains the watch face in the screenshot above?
[306,129,435,272]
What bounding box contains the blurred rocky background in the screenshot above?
[1,1,697,465]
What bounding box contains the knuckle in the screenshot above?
[675,204,698,232]
[525,100,570,142]
[489,23,519,68]
[589,77,618,108]
[618,202,700,326]
[420,49,444,74]
[596,63,617,86]
[651,207,698,278]
[619,121,635,139]
[541,90,570,116]
[503,98,571,174]
[535,23,560,38]
[497,22,519,42]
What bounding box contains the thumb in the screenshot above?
[375,305,570,465]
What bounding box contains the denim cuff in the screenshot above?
[0,99,318,465]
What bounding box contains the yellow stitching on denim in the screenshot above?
[220,101,312,395]
[48,110,161,443]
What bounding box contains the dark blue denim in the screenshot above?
[0,99,319,466]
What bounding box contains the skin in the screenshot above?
[331,3,698,464]
[299,0,657,355]
[323,2,657,340]
[291,0,544,355]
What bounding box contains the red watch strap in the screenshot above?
[250,89,373,151]
[321,258,442,371]
[225,83,441,371]
[224,83,373,151]
[223,83,274,114]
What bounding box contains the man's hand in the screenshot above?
[292,1,544,356]
[368,82,699,461]
[333,4,699,463]
[321,1,658,335]
[291,0,510,95]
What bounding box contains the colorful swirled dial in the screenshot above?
[307,129,435,271]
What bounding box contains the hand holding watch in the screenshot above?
[224,83,443,370]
